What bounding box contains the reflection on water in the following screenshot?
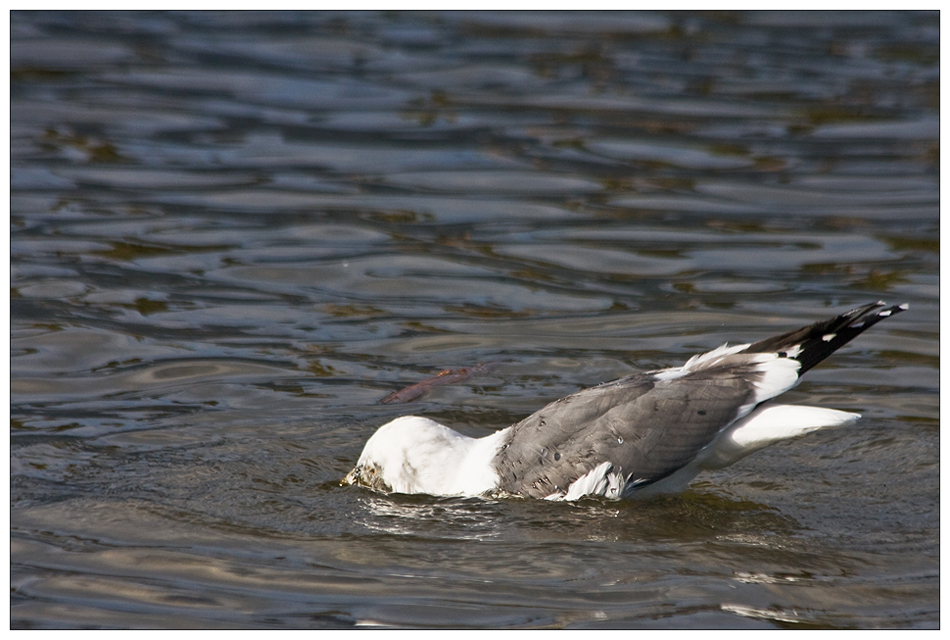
[11,10,938,629]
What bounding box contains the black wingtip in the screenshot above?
[748,301,908,374]
[845,301,908,329]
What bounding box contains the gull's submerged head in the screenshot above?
[342,415,506,497]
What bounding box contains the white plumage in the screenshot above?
[346,416,510,496]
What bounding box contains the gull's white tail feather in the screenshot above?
[712,404,860,466]
[632,404,859,497]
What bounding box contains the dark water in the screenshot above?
[10,11,938,628]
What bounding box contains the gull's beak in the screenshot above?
[341,467,359,486]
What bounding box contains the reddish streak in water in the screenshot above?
[379,362,499,404]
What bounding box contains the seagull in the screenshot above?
[343,301,907,501]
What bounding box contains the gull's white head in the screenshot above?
[342,416,506,497]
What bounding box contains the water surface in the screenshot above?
[10,11,938,628]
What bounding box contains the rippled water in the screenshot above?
[10,11,938,628]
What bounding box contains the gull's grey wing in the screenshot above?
[493,365,759,499]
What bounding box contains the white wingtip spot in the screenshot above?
[821,333,836,342]
[898,303,910,310]
[879,310,892,317]
[783,344,803,358]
